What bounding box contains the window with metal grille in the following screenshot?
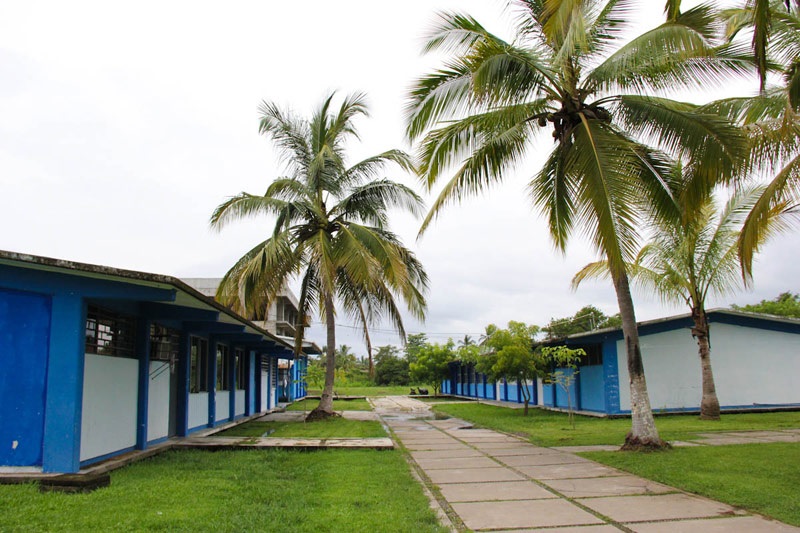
[150,324,179,361]
[216,345,230,391]
[190,337,208,393]
[85,306,136,358]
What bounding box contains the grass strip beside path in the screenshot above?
[0,449,445,532]
[431,403,800,447]
[287,398,372,411]
[581,443,800,527]
[217,418,386,438]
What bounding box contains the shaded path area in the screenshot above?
[374,396,798,532]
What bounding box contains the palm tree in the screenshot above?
[717,1,800,275]
[458,334,475,347]
[573,187,779,420]
[211,92,428,419]
[406,1,746,448]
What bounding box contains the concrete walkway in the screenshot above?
[374,396,799,532]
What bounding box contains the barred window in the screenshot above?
[190,337,209,393]
[150,324,180,362]
[85,306,136,358]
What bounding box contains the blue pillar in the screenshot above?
[176,332,190,436]
[246,350,255,416]
[136,318,152,449]
[42,293,87,473]
[208,337,217,427]
[229,347,236,421]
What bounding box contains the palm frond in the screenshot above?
[209,193,287,231]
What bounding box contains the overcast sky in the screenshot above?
[2,1,797,355]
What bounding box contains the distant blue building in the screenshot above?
[0,250,309,474]
[445,310,800,415]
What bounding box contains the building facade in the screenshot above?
[0,251,302,474]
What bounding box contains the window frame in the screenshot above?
[190,336,209,394]
[85,305,136,358]
[216,344,230,392]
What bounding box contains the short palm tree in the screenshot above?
[573,187,779,420]
[406,1,746,448]
[211,92,428,418]
[717,1,800,275]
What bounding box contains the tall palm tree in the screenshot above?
[717,1,800,275]
[406,1,746,448]
[573,187,780,420]
[211,92,428,418]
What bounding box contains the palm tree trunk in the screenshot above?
[365,328,374,380]
[692,307,721,420]
[307,291,337,420]
[613,270,667,450]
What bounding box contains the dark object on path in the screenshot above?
[418,388,429,395]
[40,472,111,493]
[409,388,418,395]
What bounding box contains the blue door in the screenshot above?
[0,289,51,466]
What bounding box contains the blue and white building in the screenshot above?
[445,310,800,415]
[0,250,310,474]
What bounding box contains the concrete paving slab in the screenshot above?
[340,411,378,420]
[754,434,800,443]
[427,467,526,484]
[413,456,499,470]
[451,499,604,530]
[411,449,485,460]
[517,463,626,480]
[669,440,704,447]
[404,442,472,451]
[629,516,800,532]
[497,453,589,467]
[455,436,523,443]
[543,475,675,497]
[492,526,623,533]
[488,447,558,457]
[474,441,540,450]
[694,436,765,445]
[396,435,460,443]
[438,480,557,502]
[576,493,738,523]
[725,431,791,438]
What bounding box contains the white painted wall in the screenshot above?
[617,322,800,411]
[215,391,230,422]
[235,390,245,416]
[188,392,208,430]
[80,354,138,461]
[260,371,269,412]
[147,361,170,442]
[710,323,799,406]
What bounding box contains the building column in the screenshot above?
[176,332,191,436]
[228,347,236,421]
[42,293,87,473]
[136,318,152,449]
[208,337,217,427]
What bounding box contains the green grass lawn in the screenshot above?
[431,403,800,447]
[581,443,800,526]
[217,418,386,438]
[287,398,372,411]
[0,449,445,532]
